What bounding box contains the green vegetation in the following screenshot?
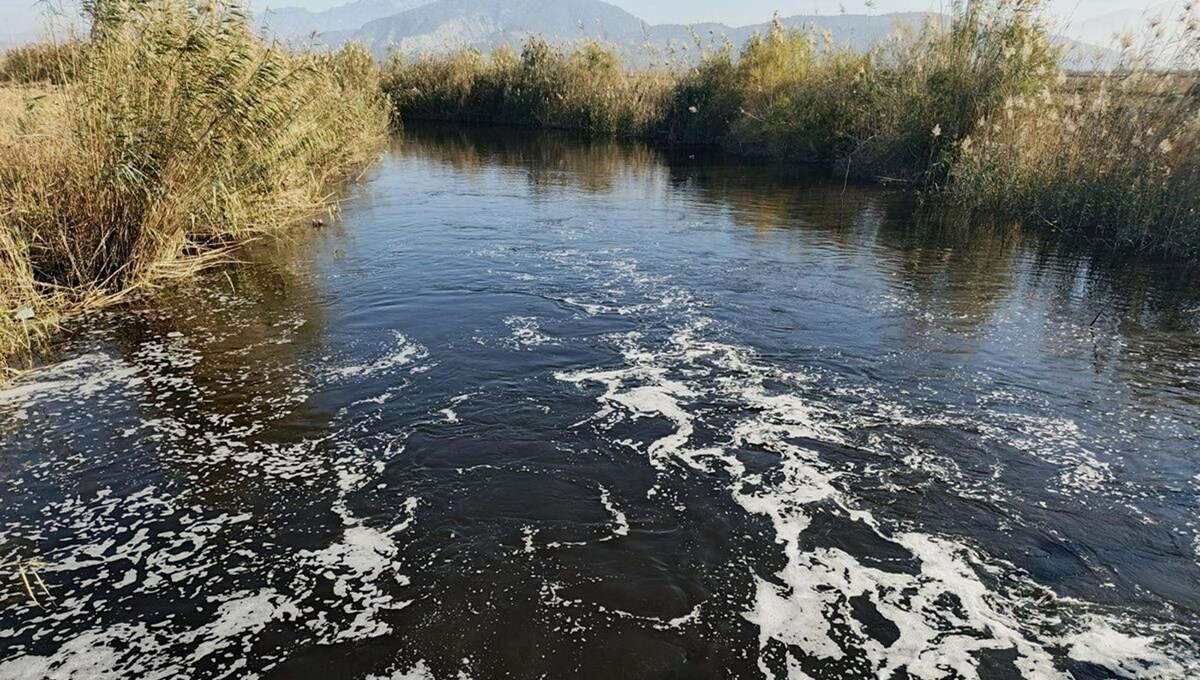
[3,0,1198,377]
[951,28,1200,254]
[0,40,80,85]
[0,0,389,375]
[384,1,1059,180]
[384,0,1200,257]
[384,39,673,135]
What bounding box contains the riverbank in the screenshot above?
[3,1,1198,377]
[0,0,389,375]
[384,2,1200,258]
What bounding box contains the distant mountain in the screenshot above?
[1066,2,1175,48]
[339,0,651,56]
[319,0,945,64]
[1064,2,1188,66]
[719,12,938,55]
[258,0,436,40]
[262,0,1113,70]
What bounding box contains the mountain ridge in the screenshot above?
[258,0,436,38]
[260,0,1113,69]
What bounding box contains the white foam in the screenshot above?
[1067,621,1188,679]
[598,485,630,539]
[331,331,429,379]
[0,325,424,677]
[0,353,142,407]
[503,316,552,349]
[368,661,435,680]
[558,311,1197,679]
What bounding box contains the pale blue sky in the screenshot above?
[0,0,1171,39]
[605,1,1151,27]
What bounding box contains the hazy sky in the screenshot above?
[0,1,41,33]
[0,0,1174,38]
[604,1,1158,27]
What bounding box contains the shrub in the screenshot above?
[0,0,389,371]
[952,4,1200,255]
[0,41,81,85]
[384,39,671,136]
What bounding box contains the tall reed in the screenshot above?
[952,2,1200,255]
[384,38,673,136]
[0,0,389,373]
[0,40,80,85]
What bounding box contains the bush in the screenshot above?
[952,5,1200,255]
[0,41,81,85]
[384,39,671,136]
[0,0,389,371]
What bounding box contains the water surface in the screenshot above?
[2,126,1199,679]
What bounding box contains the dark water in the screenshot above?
[2,127,1199,680]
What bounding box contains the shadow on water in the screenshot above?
[400,122,1200,341]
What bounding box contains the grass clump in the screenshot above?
[952,3,1200,255]
[385,38,672,136]
[661,1,1058,180]
[0,0,389,373]
[387,1,1059,185]
[0,40,80,85]
[663,22,876,161]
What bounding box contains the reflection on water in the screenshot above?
[1,125,1198,680]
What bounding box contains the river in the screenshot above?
[1,126,1198,679]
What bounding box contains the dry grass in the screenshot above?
[0,40,80,85]
[0,0,389,374]
[385,39,674,136]
[952,3,1200,255]
[2,559,52,607]
[0,86,66,377]
[385,0,1200,257]
[385,0,1058,184]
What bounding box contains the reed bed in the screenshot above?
[384,0,1200,257]
[385,0,1058,181]
[0,0,389,373]
[385,39,674,136]
[0,40,80,85]
[952,2,1200,255]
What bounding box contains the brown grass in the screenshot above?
[385,0,1200,257]
[952,6,1200,255]
[0,1,389,375]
